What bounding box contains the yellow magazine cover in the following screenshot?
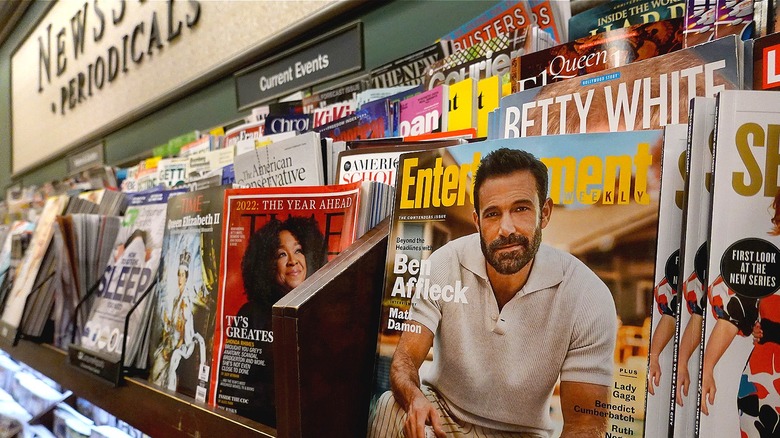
[477,76,501,138]
[447,78,478,132]
[699,90,780,437]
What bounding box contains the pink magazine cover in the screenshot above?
[398,85,449,137]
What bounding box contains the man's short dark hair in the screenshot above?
[473,148,548,211]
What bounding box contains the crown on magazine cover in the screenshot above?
[179,250,191,271]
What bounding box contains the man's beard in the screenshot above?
[480,226,542,275]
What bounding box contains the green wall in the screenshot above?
[0,1,500,194]
[0,1,53,192]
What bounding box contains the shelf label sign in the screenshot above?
[235,22,363,109]
[66,142,105,176]
[68,345,123,386]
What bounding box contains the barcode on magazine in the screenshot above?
[196,386,206,402]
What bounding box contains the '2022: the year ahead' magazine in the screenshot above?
[209,182,361,426]
[368,130,665,437]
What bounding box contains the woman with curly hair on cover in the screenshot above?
[236,215,326,426]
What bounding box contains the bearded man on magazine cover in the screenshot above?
[369,148,618,438]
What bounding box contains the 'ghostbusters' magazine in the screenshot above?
[367,130,665,437]
[209,182,361,426]
[149,186,227,403]
[698,90,780,437]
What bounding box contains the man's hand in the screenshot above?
[676,367,689,406]
[647,354,661,396]
[389,323,441,438]
[700,369,716,416]
[403,389,446,438]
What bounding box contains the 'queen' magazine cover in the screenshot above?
[367,130,664,437]
[149,186,227,403]
[209,182,361,426]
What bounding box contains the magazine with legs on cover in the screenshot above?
[644,124,688,437]
[671,97,716,438]
[698,90,780,437]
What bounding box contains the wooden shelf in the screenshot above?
[0,338,276,437]
[0,220,390,438]
[273,219,388,437]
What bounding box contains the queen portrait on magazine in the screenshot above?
[701,192,780,436]
[369,148,618,438]
[150,248,208,392]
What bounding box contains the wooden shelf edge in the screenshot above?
[1,338,276,437]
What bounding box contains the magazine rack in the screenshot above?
[69,279,104,345]
[67,279,157,386]
[273,218,388,437]
[0,216,389,437]
[2,385,73,437]
[0,267,10,311]
[17,269,58,344]
[0,270,56,346]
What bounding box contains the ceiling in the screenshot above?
[0,0,609,60]
[0,0,30,48]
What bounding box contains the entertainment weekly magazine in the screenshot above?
[209,182,361,425]
[368,131,664,437]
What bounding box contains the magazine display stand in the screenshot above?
[2,385,73,437]
[0,220,389,437]
[67,279,157,386]
[0,1,621,436]
[273,219,388,437]
[0,270,55,345]
[3,338,276,437]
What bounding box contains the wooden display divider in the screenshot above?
[273,219,388,437]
